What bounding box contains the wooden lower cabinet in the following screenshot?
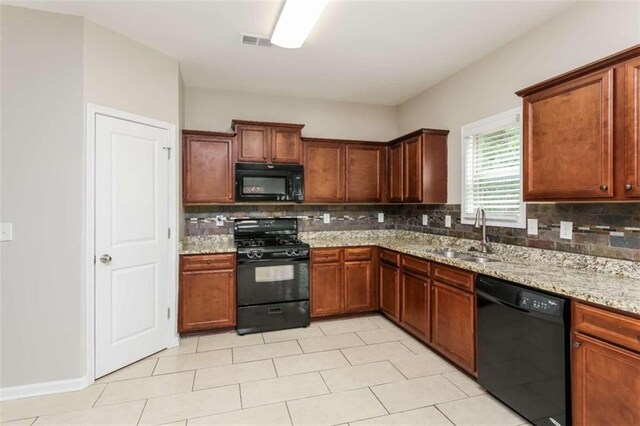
[310,247,375,318]
[179,254,236,333]
[311,262,343,316]
[344,260,375,313]
[379,261,400,320]
[572,332,640,426]
[431,281,476,373]
[401,270,430,340]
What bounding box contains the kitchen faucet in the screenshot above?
[473,207,491,254]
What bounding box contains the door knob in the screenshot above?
[99,254,112,264]
[625,183,633,191]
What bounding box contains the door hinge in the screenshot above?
[93,255,96,264]
[167,307,170,319]
[168,228,171,239]
[162,146,172,160]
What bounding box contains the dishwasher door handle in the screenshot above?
[477,290,530,314]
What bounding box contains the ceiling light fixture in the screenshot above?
[271,0,328,49]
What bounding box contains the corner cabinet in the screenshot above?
[310,247,376,317]
[387,129,448,203]
[179,254,236,333]
[517,45,640,201]
[571,302,640,426]
[232,120,304,164]
[182,131,235,204]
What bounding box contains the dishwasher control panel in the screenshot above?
[517,291,562,315]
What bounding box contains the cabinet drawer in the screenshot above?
[432,264,474,292]
[344,247,372,261]
[181,254,235,271]
[379,249,400,266]
[573,302,640,352]
[312,248,342,263]
[401,255,430,277]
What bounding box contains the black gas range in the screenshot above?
[234,218,310,335]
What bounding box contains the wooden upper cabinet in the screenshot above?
[182,131,234,204]
[387,130,448,204]
[271,126,302,163]
[303,140,345,202]
[345,144,385,202]
[388,143,404,202]
[517,45,640,201]
[572,332,640,426]
[232,120,303,164]
[521,68,614,200]
[403,136,423,202]
[625,57,640,198]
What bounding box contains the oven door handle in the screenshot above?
[237,257,310,265]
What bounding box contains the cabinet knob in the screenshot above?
[600,184,608,191]
[423,282,426,288]
[263,155,267,160]
[625,183,633,191]
[229,272,233,277]
[206,260,211,264]
[573,341,581,348]
[272,156,276,160]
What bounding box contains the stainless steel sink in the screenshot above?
[432,250,501,264]
[463,256,500,264]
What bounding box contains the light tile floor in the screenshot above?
[0,314,530,426]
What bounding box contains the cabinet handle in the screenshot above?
[600,184,608,191]
[573,341,581,348]
[423,282,426,288]
[625,183,633,191]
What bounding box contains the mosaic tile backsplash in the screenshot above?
[184,203,640,261]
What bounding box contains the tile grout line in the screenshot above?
[136,399,148,425]
[367,386,390,415]
[440,371,477,398]
[191,369,197,392]
[284,400,294,426]
[434,404,457,425]
[92,382,109,408]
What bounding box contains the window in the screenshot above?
[461,107,525,228]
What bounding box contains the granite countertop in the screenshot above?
[180,230,640,315]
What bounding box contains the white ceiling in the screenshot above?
[13,0,574,105]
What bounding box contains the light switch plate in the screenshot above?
[323,213,331,224]
[0,223,12,241]
[527,219,538,236]
[445,215,452,228]
[560,221,573,240]
[378,212,384,223]
[215,215,224,227]
[422,214,429,226]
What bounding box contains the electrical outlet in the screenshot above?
[527,219,538,236]
[445,215,452,228]
[0,223,13,241]
[378,212,384,223]
[215,215,224,227]
[560,221,573,240]
[422,214,429,226]
[323,213,331,224]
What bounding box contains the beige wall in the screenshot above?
[184,87,398,141]
[1,7,181,390]
[1,5,85,387]
[397,1,640,203]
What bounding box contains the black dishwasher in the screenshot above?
[476,275,571,426]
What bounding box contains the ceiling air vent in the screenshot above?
[241,33,272,48]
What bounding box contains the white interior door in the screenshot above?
[95,113,170,378]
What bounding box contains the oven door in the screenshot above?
[235,170,291,202]
[237,257,309,306]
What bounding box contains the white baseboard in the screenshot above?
[0,376,89,401]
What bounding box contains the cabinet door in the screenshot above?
[625,57,640,198]
[303,142,345,202]
[345,144,385,202]
[523,68,614,200]
[311,262,343,317]
[403,136,423,202]
[379,262,400,320]
[179,269,235,332]
[401,271,430,341]
[236,124,270,163]
[271,126,301,164]
[572,332,640,426]
[388,143,403,202]
[344,260,375,313]
[183,134,234,204]
[431,281,475,373]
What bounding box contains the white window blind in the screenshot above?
[461,107,525,228]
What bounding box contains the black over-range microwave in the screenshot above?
[235,163,304,202]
